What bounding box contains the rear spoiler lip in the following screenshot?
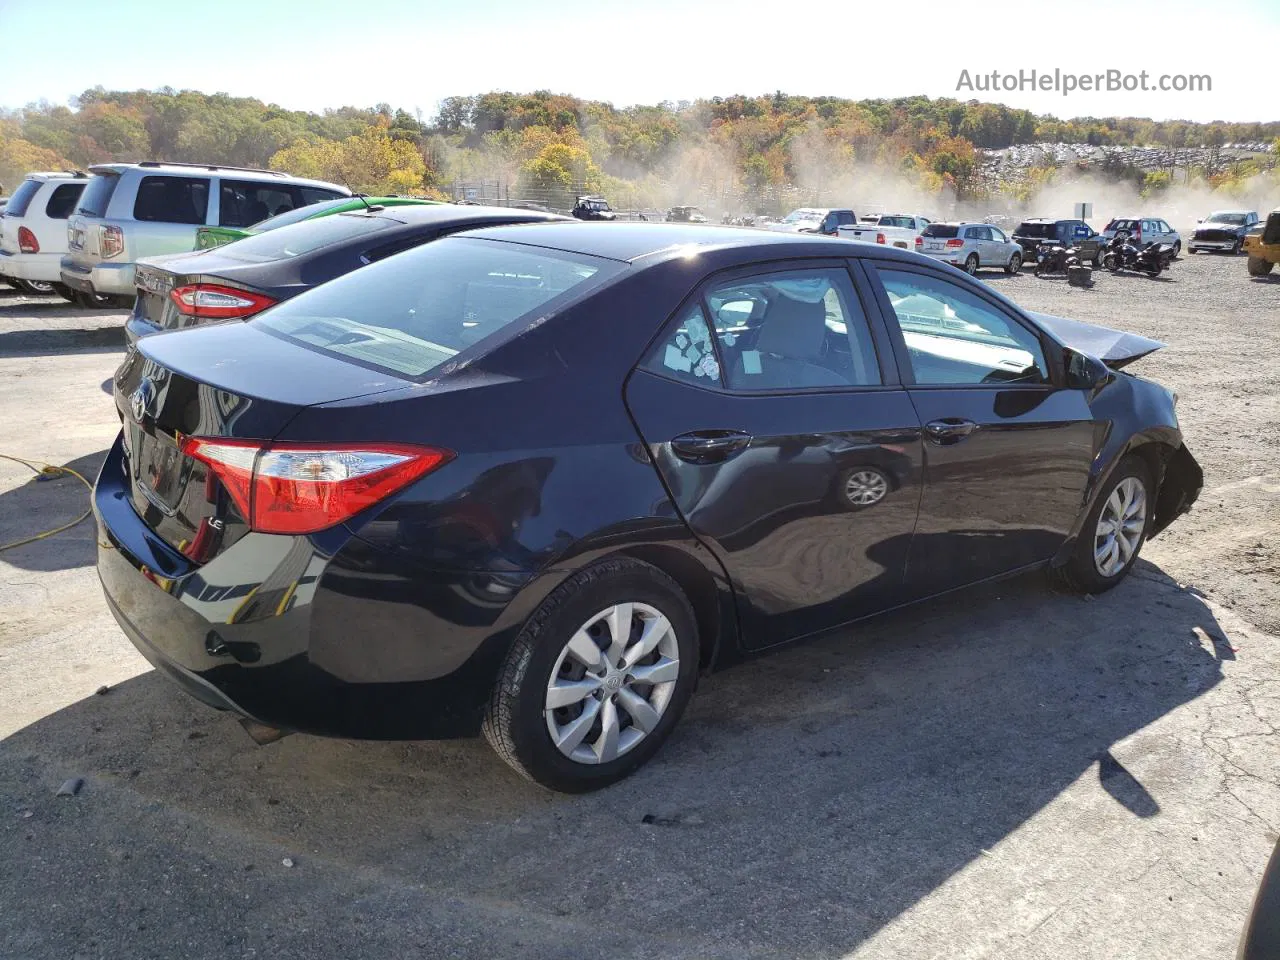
[1028,311,1165,369]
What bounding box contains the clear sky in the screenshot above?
[1,0,1276,124]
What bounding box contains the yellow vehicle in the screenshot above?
[1244,208,1280,276]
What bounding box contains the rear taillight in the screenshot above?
[914,236,923,246]
[876,233,886,244]
[169,283,277,320]
[180,438,452,535]
[101,224,124,258]
[17,226,38,254]
[945,238,964,248]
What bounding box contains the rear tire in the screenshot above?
[1050,455,1153,595]
[1248,256,1275,277]
[483,557,699,792]
[964,254,979,275]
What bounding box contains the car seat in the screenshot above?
[731,295,846,388]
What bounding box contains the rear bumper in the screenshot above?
[0,250,65,283]
[94,435,533,739]
[60,257,135,296]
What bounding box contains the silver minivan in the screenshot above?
[60,162,348,300]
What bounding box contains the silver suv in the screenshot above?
[60,162,348,300]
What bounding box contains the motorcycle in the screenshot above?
[1033,242,1081,277]
[1103,231,1175,277]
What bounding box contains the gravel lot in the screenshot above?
[1,251,1278,960]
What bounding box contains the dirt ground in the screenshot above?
[1,251,1278,960]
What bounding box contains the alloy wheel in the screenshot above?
[845,469,888,506]
[1093,476,1147,577]
[544,602,680,765]
[965,255,978,275]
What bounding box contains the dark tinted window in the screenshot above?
[836,210,856,226]
[4,179,42,217]
[252,197,351,232]
[707,268,880,391]
[299,186,345,206]
[878,216,915,228]
[44,183,85,219]
[133,176,210,224]
[874,268,1049,386]
[219,179,299,227]
[922,223,959,238]
[76,174,120,217]
[1015,222,1056,238]
[218,213,393,263]
[255,237,615,381]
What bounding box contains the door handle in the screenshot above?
[670,430,752,465]
[925,418,979,445]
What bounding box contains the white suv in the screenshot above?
[0,171,90,298]
[61,162,348,301]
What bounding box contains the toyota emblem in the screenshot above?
[130,378,156,422]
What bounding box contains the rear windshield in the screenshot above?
[76,173,121,217]
[252,197,352,232]
[253,237,619,381]
[877,216,915,229]
[4,179,43,218]
[218,213,394,262]
[922,224,959,238]
[1015,222,1055,238]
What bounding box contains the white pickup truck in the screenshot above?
[838,214,932,250]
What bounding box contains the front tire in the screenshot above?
[483,558,699,792]
[1172,241,1181,257]
[1006,253,1021,275]
[1248,256,1275,277]
[1051,455,1153,594]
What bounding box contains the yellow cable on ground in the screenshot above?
[0,454,94,553]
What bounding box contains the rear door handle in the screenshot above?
[925,418,979,445]
[670,430,753,465]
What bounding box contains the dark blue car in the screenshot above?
[95,223,1202,791]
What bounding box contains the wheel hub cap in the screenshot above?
[1093,476,1147,578]
[544,602,680,765]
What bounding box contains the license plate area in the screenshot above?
[129,425,189,515]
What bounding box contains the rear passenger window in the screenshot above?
[644,302,723,387]
[133,176,210,224]
[710,268,880,391]
[220,180,299,227]
[44,183,85,219]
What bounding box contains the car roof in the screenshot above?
[453,222,928,265]
[86,162,347,192]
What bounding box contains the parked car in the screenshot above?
[0,171,111,303]
[665,206,709,223]
[1100,217,1182,255]
[1012,218,1103,267]
[1244,208,1280,276]
[918,221,1024,274]
[60,162,348,303]
[571,196,616,221]
[1239,836,1280,959]
[1187,210,1260,255]
[838,213,931,249]
[194,195,440,250]
[96,223,1201,792]
[765,208,857,236]
[127,204,568,348]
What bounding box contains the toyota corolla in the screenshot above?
[94,223,1202,792]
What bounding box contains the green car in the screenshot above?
[194,196,441,250]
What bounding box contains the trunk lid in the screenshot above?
[115,323,410,559]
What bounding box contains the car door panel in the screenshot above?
[865,263,1095,596]
[627,371,924,649]
[624,260,924,651]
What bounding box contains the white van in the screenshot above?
[0,171,91,299]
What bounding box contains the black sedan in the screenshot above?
[125,204,568,348]
[95,224,1203,792]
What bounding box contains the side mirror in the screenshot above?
[1065,349,1109,389]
